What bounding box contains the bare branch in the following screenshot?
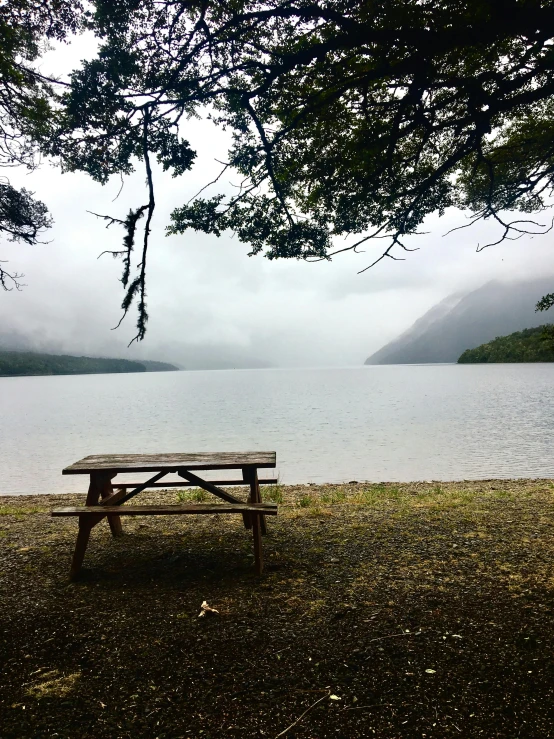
[0,260,26,291]
[112,173,125,202]
[186,162,231,205]
[87,211,127,228]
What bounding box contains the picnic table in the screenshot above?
[52,452,278,579]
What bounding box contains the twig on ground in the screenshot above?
[369,631,418,643]
[344,702,392,711]
[275,691,330,738]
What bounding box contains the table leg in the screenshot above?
[257,475,268,537]
[252,512,263,575]
[244,467,267,536]
[69,472,119,580]
[243,467,267,575]
[70,520,94,580]
[241,467,253,530]
[101,476,123,537]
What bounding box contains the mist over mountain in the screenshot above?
[365,277,554,365]
[0,326,271,371]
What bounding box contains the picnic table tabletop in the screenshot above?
[62,452,277,474]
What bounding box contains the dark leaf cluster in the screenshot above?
[0,0,84,288]
[0,180,51,290]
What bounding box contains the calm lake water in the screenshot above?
[1,364,554,495]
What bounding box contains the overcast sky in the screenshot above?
[2,37,554,369]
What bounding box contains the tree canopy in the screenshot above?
[458,325,554,362]
[0,0,83,289]
[7,1,554,340]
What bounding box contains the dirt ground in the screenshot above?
[1,479,554,738]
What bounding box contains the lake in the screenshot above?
[1,364,554,495]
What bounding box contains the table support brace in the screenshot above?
[177,469,251,529]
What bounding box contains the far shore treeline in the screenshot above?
[458,326,554,364]
[0,350,179,377]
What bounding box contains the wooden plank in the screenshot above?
[103,470,170,506]
[52,503,278,516]
[177,469,245,505]
[63,452,276,475]
[177,469,254,531]
[111,479,278,488]
[63,471,171,539]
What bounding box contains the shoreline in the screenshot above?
[3,476,554,498]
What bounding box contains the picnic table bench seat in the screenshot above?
[52,503,278,516]
[53,452,277,579]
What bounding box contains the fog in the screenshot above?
[2,39,554,369]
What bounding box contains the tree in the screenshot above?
[44,1,554,340]
[0,0,83,289]
[458,325,554,362]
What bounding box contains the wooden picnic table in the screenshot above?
[52,452,277,579]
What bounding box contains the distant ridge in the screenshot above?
[0,350,179,377]
[137,359,180,372]
[365,277,554,365]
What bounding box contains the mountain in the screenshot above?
[458,325,554,363]
[365,277,554,365]
[0,351,179,377]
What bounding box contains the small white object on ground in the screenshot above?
[198,601,219,618]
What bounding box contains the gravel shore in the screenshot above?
[1,479,554,738]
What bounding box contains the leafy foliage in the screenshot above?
[536,292,554,312]
[45,0,554,338]
[0,0,82,170]
[0,182,51,244]
[458,325,554,363]
[0,0,83,289]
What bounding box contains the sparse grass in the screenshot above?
[169,480,493,512]
[26,670,80,699]
[263,484,284,504]
[176,488,209,503]
[0,505,44,516]
[320,486,347,504]
[274,480,543,516]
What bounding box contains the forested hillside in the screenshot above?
[365,278,554,365]
[0,351,147,377]
[458,326,554,363]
